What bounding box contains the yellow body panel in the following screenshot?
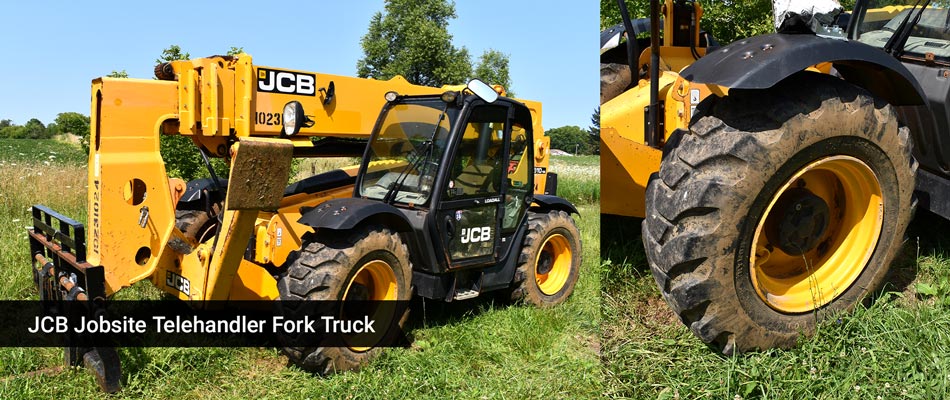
[600,72,718,217]
[88,78,179,294]
[256,184,355,267]
[228,260,280,301]
[600,129,662,218]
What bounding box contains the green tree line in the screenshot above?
[600,0,775,44]
[0,112,90,141]
[599,0,876,45]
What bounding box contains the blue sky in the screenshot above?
[0,1,597,130]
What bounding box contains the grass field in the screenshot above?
[551,155,599,206]
[0,139,601,399]
[602,211,950,399]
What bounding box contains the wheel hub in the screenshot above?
[765,188,830,256]
[536,251,554,275]
[534,233,572,296]
[750,155,884,313]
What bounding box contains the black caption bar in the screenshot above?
[0,300,410,348]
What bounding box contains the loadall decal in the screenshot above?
[257,68,316,96]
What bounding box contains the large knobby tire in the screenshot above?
[276,225,412,374]
[511,210,583,307]
[168,204,220,254]
[644,73,916,354]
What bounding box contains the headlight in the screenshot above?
[440,91,458,103]
[384,91,398,102]
[282,101,305,136]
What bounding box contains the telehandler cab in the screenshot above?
[603,0,939,354]
[28,54,582,392]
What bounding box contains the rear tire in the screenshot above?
[511,210,582,307]
[168,203,220,254]
[276,225,411,374]
[643,73,916,354]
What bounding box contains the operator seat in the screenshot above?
[453,160,501,196]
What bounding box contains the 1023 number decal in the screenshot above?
[256,112,282,126]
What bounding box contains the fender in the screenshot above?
[680,33,925,106]
[177,177,227,205]
[532,194,580,215]
[297,197,413,232]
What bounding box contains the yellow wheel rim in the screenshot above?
[750,156,883,313]
[343,259,398,352]
[535,233,572,295]
[343,259,398,302]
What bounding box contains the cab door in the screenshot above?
[435,102,518,268]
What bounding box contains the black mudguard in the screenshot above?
[178,177,227,205]
[297,197,413,233]
[532,194,580,215]
[680,33,925,106]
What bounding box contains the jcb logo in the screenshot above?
[258,68,316,96]
[461,226,491,244]
[166,271,191,296]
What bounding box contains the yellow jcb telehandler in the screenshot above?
[28,53,582,392]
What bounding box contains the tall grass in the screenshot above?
[0,142,86,300]
[601,211,950,399]
[551,155,599,205]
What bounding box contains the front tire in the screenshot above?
[643,73,916,354]
[511,210,583,307]
[276,225,412,374]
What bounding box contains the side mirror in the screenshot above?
[466,79,499,103]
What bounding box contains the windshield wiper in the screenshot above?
[382,140,432,204]
[884,0,930,56]
[382,104,448,204]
